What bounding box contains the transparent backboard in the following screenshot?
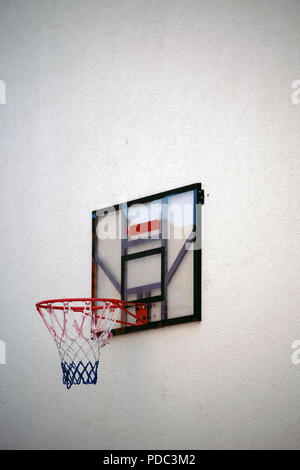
[92,183,204,334]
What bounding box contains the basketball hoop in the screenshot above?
[36,298,147,389]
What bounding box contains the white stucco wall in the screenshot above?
[0,0,300,450]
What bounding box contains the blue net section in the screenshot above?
[61,361,99,389]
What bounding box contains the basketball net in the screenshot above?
[37,300,120,389]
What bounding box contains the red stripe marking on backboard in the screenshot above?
[128,219,160,237]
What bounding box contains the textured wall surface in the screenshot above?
[0,0,300,450]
